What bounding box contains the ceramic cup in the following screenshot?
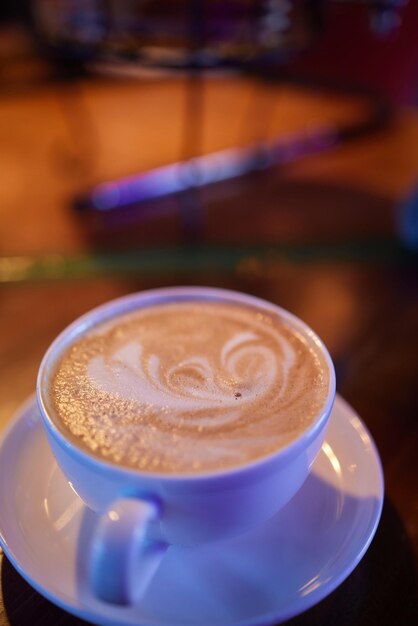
[37,287,336,605]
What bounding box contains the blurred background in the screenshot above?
[0,1,417,625]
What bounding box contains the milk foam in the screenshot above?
[50,301,329,473]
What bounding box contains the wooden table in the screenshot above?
[0,55,417,625]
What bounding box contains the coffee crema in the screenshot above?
[49,300,330,473]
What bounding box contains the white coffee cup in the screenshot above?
[37,287,336,605]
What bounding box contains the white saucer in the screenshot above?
[0,395,383,626]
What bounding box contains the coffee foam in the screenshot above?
[50,300,329,473]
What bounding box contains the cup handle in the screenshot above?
[89,498,167,605]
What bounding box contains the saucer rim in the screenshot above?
[0,394,384,626]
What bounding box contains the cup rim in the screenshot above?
[37,286,336,482]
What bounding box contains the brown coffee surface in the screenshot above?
[49,300,330,473]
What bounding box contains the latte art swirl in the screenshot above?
[88,331,283,427]
[50,301,330,473]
